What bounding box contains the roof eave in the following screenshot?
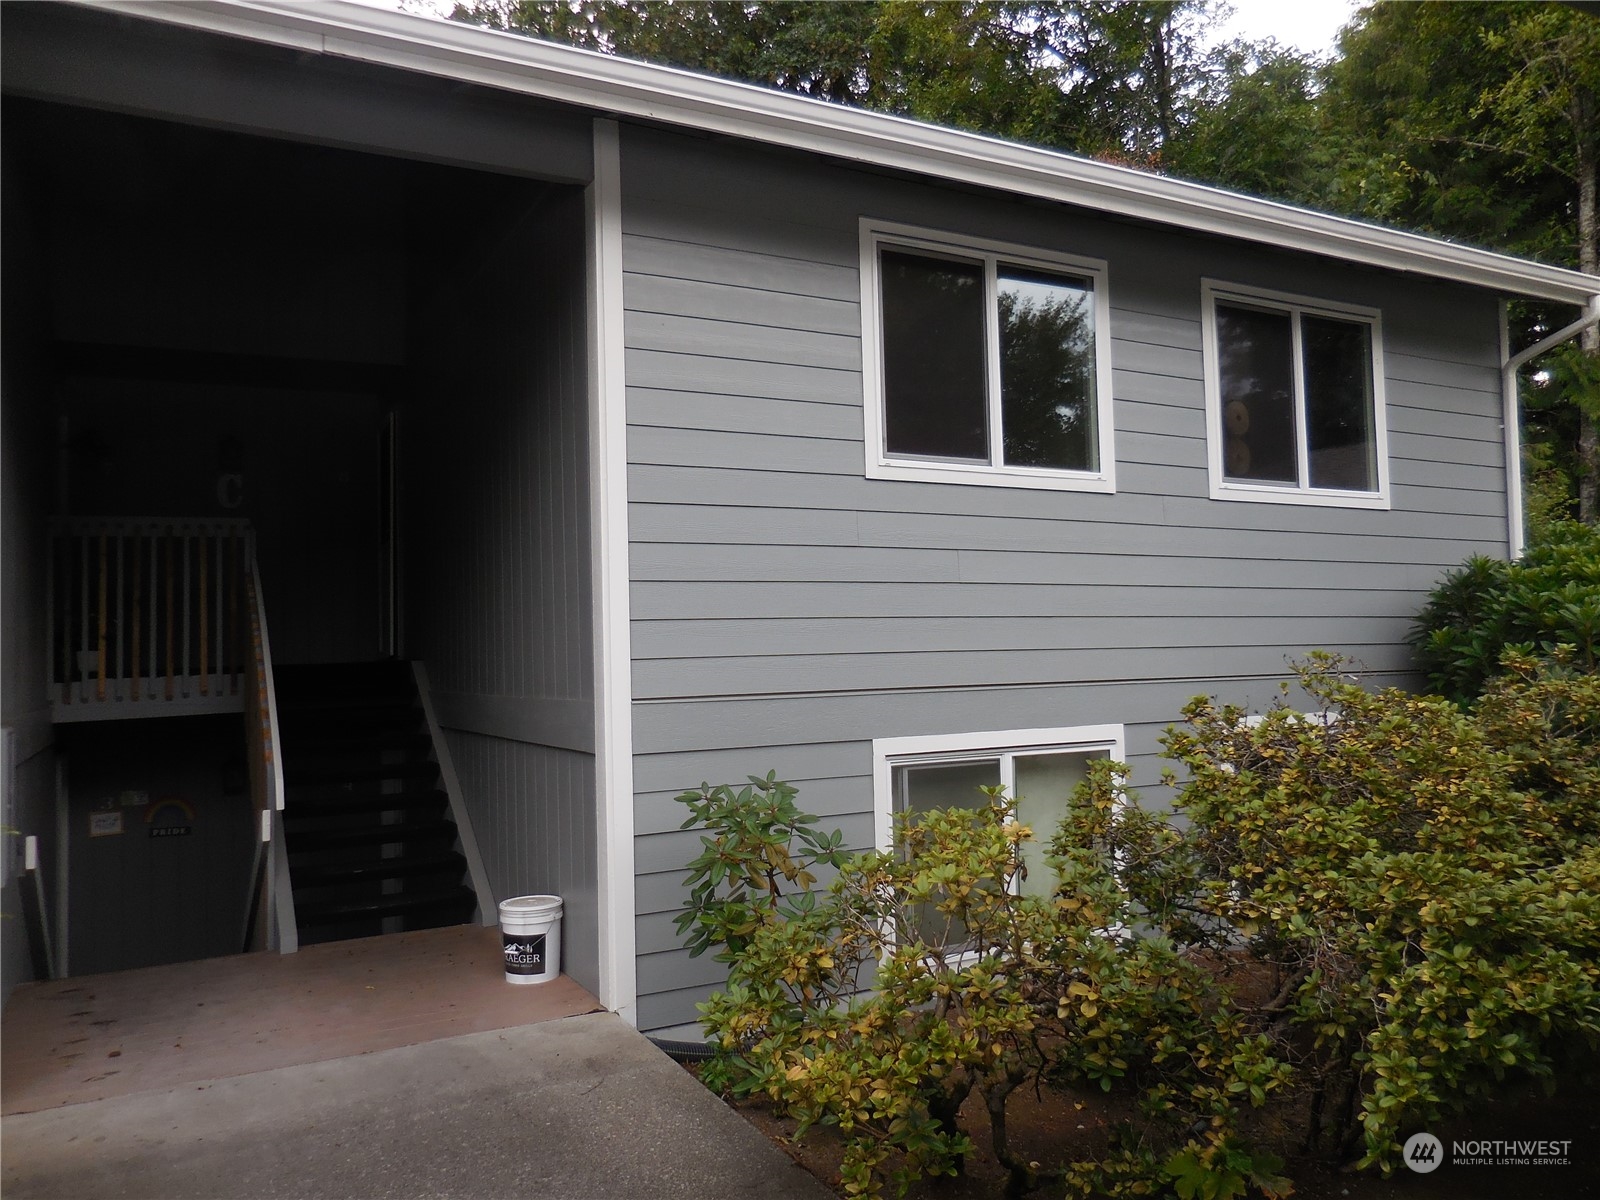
[72,0,1600,308]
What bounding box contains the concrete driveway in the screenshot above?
[2,1012,833,1200]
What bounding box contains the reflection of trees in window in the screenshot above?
[1216,304,1296,483]
[998,270,1098,471]
[882,250,987,461]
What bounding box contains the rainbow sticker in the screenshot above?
[144,796,195,838]
[144,797,195,824]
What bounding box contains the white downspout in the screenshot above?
[1501,293,1600,558]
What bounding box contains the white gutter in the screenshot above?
[71,0,1600,308]
[1501,296,1600,557]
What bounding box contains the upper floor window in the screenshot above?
[861,221,1115,493]
[1201,281,1389,509]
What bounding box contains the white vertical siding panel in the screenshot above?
[405,184,599,994]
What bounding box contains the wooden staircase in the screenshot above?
[275,661,479,946]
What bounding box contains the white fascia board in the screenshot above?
[76,0,1600,308]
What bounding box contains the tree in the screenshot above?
[1322,2,1600,520]
[449,1,884,103]
[1165,39,1334,205]
[862,3,1074,147]
[1029,0,1215,163]
[1483,7,1600,520]
[448,1,1254,165]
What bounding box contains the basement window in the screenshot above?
[1202,280,1390,508]
[861,221,1116,492]
[872,725,1125,948]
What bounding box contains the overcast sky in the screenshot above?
[1209,0,1359,57]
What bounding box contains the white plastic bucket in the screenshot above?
[499,895,562,985]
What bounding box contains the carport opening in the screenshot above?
[5,97,590,977]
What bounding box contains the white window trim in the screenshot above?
[860,219,1117,493]
[1200,279,1391,510]
[871,724,1126,854]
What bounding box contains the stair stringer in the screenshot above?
[271,808,300,954]
[410,662,497,927]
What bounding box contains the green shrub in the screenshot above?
[1475,650,1600,857]
[1410,521,1600,704]
[674,772,848,963]
[1122,656,1600,1171]
[679,656,1600,1190]
[684,783,1289,1199]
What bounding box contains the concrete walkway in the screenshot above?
[3,927,602,1117]
[2,1012,834,1200]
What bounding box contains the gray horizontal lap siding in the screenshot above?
[618,126,1508,1031]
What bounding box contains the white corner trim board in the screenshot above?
[587,117,638,1024]
[1500,303,1524,561]
[77,0,1600,309]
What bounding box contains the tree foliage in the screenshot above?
[1164,39,1334,204]
[448,0,1316,171]
[1322,2,1599,517]
[450,1,880,102]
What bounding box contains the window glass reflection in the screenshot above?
[1216,303,1297,483]
[1303,316,1376,491]
[999,269,1098,471]
[881,250,988,462]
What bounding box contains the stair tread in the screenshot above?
[284,760,438,786]
[278,732,425,752]
[284,788,448,817]
[273,660,476,943]
[275,694,418,716]
[286,817,458,851]
[296,885,477,925]
[289,850,467,887]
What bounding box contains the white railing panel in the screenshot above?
[48,517,252,722]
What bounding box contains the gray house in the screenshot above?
[3,1,1597,1035]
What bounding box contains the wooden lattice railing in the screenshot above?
[48,517,253,720]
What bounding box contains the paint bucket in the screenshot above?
[499,895,562,985]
